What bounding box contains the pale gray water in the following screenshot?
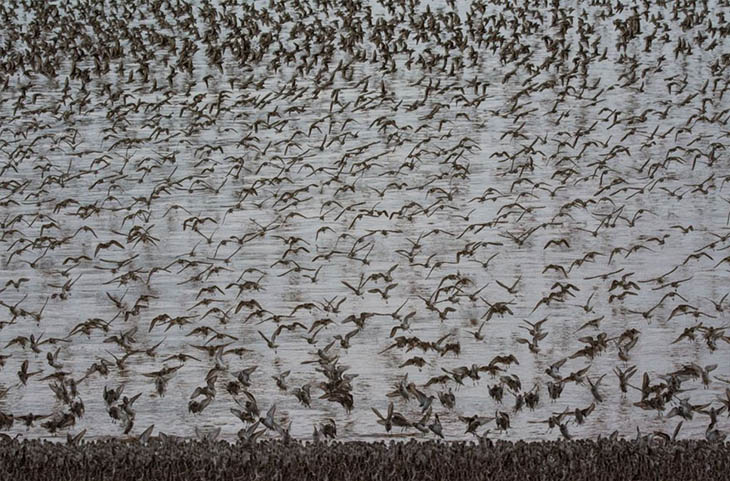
[0,0,729,442]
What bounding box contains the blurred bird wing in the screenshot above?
[419,407,432,424]
[371,407,385,421]
[138,424,154,443]
[231,408,246,421]
[68,429,86,445]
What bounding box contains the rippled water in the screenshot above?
[0,0,729,442]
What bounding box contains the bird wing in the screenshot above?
[371,407,385,421]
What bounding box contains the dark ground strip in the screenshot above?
[0,438,728,481]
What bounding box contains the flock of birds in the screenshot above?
[0,0,730,447]
[2,437,730,481]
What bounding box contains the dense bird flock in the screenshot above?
[2,437,730,481]
[0,0,730,453]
